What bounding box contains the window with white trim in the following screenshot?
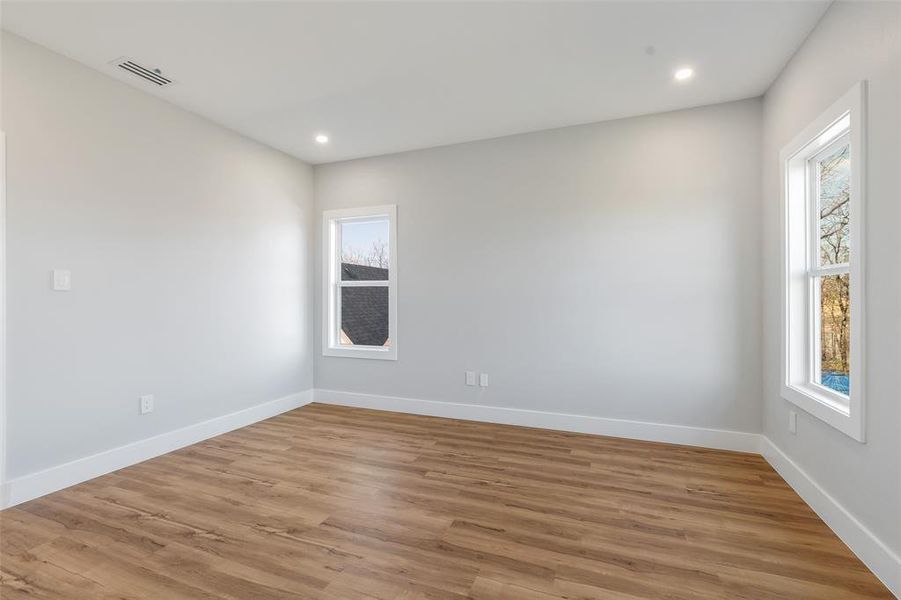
[322,205,397,360]
[781,82,865,441]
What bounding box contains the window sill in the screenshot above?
[781,383,863,442]
[323,345,397,361]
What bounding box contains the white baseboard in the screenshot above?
[313,389,762,453]
[1,389,313,510]
[760,438,900,597]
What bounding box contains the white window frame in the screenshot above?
[322,205,397,360]
[780,82,865,442]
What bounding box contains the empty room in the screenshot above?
[0,1,899,598]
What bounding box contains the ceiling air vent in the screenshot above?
[112,58,173,87]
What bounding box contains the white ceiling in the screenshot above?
[2,1,829,164]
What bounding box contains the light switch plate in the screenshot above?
[52,269,71,291]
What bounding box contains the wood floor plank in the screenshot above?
[0,403,893,599]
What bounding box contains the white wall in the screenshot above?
[315,98,763,433]
[761,0,900,557]
[1,33,315,479]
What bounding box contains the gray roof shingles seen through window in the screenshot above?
[341,263,389,346]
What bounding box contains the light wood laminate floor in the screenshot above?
[0,403,893,599]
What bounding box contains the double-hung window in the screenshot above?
[322,205,397,360]
[781,82,865,441]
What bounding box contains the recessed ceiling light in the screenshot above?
[674,68,694,81]
[315,133,329,144]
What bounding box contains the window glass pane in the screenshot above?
[341,218,389,280]
[818,273,850,395]
[340,286,390,347]
[818,142,850,266]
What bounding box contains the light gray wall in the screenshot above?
[1,33,315,479]
[315,98,763,433]
[760,2,900,555]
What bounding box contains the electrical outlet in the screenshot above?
[479,373,489,388]
[788,410,797,434]
[465,371,476,386]
[140,394,154,415]
[52,269,71,291]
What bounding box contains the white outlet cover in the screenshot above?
[479,373,489,387]
[789,410,797,434]
[52,269,71,291]
[140,394,155,415]
[465,371,476,386]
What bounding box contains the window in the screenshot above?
[322,205,397,360]
[781,82,865,441]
